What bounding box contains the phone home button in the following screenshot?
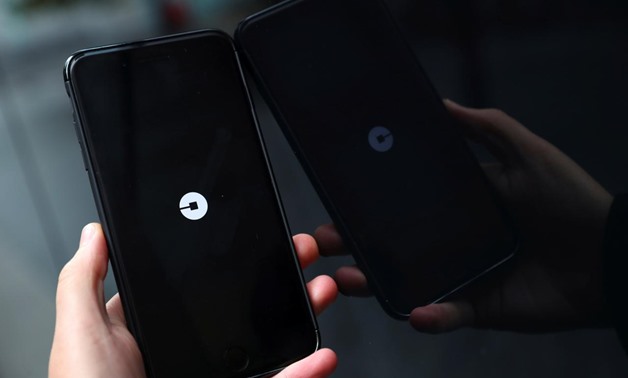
[224,346,250,372]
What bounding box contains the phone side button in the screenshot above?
[223,346,249,373]
[78,140,89,171]
[72,115,80,142]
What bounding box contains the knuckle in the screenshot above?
[483,108,509,120]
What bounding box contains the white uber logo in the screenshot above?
[179,192,208,221]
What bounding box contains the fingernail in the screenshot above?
[80,223,96,247]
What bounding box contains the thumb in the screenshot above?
[273,349,337,378]
[409,301,475,334]
[55,223,109,331]
[444,99,539,166]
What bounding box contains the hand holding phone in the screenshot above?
[50,223,338,378]
[64,30,328,377]
[316,101,613,333]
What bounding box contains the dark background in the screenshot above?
[0,0,627,376]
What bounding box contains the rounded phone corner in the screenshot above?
[197,29,234,47]
[234,0,302,46]
[379,299,412,321]
[63,51,88,83]
[234,1,268,39]
[234,16,251,42]
[313,328,322,352]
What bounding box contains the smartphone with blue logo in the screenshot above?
[236,0,518,318]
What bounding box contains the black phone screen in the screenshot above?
[237,0,517,316]
[66,31,317,377]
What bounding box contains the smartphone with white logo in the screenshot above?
[64,30,319,377]
[236,0,518,318]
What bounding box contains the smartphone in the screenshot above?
[64,30,319,377]
[235,0,518,318]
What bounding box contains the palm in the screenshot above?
[102,296,146,377]
[469,245,599,332]
[317,101,612,333]
[470,146,609,331]
[419,103,611,332]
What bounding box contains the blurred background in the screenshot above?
[1,0,628,376]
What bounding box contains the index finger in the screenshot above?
[292,233,321,269]
[313,224,347,257]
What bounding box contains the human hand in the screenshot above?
[49,223,338,378]
[315,100,613,333]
